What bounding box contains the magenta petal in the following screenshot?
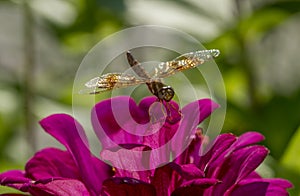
[180,178,220,187]
[262,178,293,189]
[230,178,292,196]
[170,99,219,160]
[170,163,204,180]
[139,96,181,124]
[92,96,148,148]
[198,133,236,171]
[101,177,156,196]
[92,96,219,169]
[171,178,219,196]
[238,178,292,195]
[39,114,111,195]
[201,132,264,180]
[92,96,180,150]
[246,171,261,179]
[92,97,218,149]
[174,129,204,165]
[143,99,219,167]
[236,147,269,181]
[171,186,205,196]
[0,170,29,184]
[264,181,293,196]
[230,132,265,150]
[229,181,269,196]
[182,99,220,125]
[0,170,30,190]
[211,146,268,195]
[100,144,152,182]
[25,148,80,180]
[28,179,90,196]
[152,164,177,196]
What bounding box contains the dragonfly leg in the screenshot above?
[165,102,182,123]
[147,98,166,125]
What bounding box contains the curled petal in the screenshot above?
[170,163,204,180]
[230,132,265,151]
[0,170,30,190]
[181,178,220,188]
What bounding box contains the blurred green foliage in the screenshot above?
[0,0,300,195]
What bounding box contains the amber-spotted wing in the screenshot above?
[150,49,220,78]
[80,49,219,94]
[79,73,148,94]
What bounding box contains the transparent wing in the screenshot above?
[151,49,220,78]
[79,73,148,94]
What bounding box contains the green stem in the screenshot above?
[23,1,36,152]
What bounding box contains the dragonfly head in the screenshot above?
[158,86,174,102]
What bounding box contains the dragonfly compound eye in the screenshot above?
[158,86,174,102]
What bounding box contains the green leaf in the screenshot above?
[243,1,300,38]
[259,1,300,14]
[281,126,300,174]
[239,9,288,40]
[0,186,24,194]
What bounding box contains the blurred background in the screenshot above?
[0,0,300,195]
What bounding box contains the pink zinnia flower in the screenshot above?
[0,96,292,195]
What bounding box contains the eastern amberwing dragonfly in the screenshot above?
[80,49,220,102]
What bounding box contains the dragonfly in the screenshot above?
[80,49,220,102]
